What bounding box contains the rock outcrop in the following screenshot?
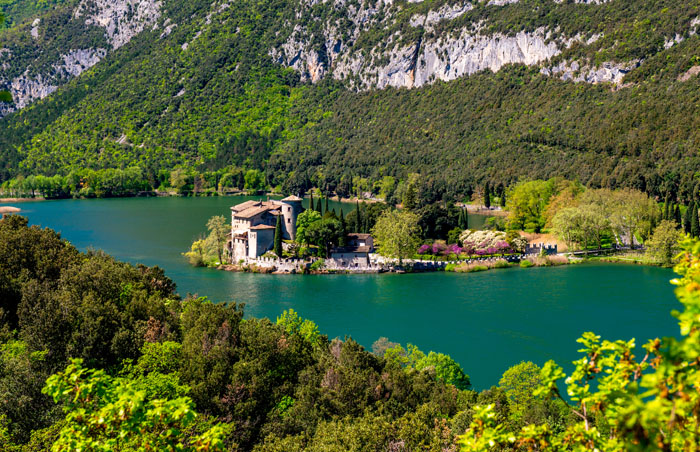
[0,0,162,117]
[74,0,162,49]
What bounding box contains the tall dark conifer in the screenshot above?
[274,214,283,257]
[664,193,671,220]
[484,183,491,209]
[309,191,313,212]
[316,197,323,215]
[685,202,693,233]
[500,190,506,209]
[325,197,329,215]
[355,201,361,233]
[674,205,682,225]
[691,203,700,238]
[339,211,347,246]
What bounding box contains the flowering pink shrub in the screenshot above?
[432,243,447,255]
[445,244,462,256]
[417,244,431,255]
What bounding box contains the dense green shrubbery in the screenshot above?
[3,214,539,450]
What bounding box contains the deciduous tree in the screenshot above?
[372,210,420,265]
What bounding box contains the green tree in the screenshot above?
[170,168,190,194]
[206,215,229,265]
[646,219,682,266]
[244,169,265,192]
[484,183,491,209]
[384,343,470,390]
[184,239,207,266]
[403,183,417,210]
[316,196,323,215]
[498,361,542,420]
[506,180,554,232]
[371,209,420,265]
[338,210,347,247]
[377,176,396,201]
[276,309,320,346]
[692,203,700,238]
[684,201,693,234]
[274,214,283,257]
[663,193,671,220]
[306,218,342,257]
[43,359,228,452]
[295,210,322,245]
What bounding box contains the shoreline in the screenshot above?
[212,253,580,276]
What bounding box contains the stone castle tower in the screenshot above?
[278,195,303,240]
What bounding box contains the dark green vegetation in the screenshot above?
[1,0,700,200]
[0,214,578,450]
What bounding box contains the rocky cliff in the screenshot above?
[0,0,162,117]
[2,0,700,117]
[270,0,700,90]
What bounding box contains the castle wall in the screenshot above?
[249,229,275,258]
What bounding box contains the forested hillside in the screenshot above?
[1,0,699,200]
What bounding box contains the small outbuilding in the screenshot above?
[330,233,375,268]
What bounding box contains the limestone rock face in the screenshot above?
[1,0,162,117]
[272,1,570,91]
[541,60,640,85]
[74,0,162,49]
[1,48,107,117]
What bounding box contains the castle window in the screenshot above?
[287,218,291,223]
[287,207,291,211]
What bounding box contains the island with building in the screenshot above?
[224,197,379,273]
[195,196,565,275]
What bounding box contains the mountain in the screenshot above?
[1,0,699,198]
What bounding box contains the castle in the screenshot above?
[228,196,303,262]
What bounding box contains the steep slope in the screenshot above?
[0,0,699,197]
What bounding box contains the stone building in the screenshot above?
[228,196,303,262]
[330,233,375,267]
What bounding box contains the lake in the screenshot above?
[9,196,679,389]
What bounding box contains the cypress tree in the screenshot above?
[684,202,693,233]
[484,183,491,209]
[458,208,466,230]
[325,197,329,215]
[464,208,469,230]
[664,193,671,220]
[691,203,700,238]
[500,190,506,208]
[274,214,283,257]
[403,184,417,210]
[309,191,313,212]
[674,204,682,225]
[339,212,347,246]
[316,196,323,215]
[355,201,362,232]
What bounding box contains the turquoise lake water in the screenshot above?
[8,196,679,389]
